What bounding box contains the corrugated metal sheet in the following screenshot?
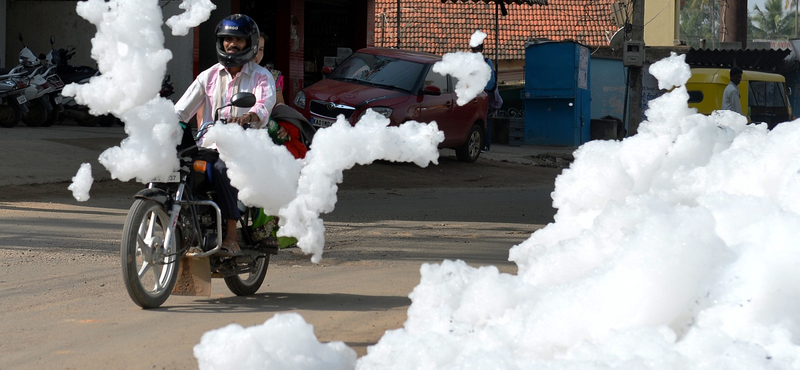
[685,48,791,72]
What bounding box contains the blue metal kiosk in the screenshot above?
[521,41,591,146]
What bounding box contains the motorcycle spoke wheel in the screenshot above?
[121,199,178,308]
[223,255,269,296]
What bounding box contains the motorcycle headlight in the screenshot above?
[294,91,306,109]
[357,107,393,122]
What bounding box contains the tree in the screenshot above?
[751,0,793,39]
[785,0,799,37]
[680,0,720,48]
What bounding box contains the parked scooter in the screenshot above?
[17,37,65,127]
[0,34,58,127]
[0,68,29,128]
[47,37,106,127]
[96,74,176,128]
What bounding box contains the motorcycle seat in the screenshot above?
[57,67,97,84]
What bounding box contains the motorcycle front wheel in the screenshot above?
[121,199,179,308]
[224,255,269,296]
[0,101,21,128]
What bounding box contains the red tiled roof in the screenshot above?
[445,0,549,4]
[373,0,618,60]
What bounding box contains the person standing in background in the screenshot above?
[254,32,285,105]
[471,33,501,152]
[722,66,743,114]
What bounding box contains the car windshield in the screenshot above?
[329,52,425,92]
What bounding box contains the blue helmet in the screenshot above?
[215,14,259,68]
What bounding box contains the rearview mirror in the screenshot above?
[230,92,256,108]
[321,65,334,76]
[213,92,257,122]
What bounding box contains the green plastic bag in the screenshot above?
[251,209,297,249]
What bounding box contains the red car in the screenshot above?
[293,47,488,162]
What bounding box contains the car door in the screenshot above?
[417,66,456,144]
[447,75,484,146]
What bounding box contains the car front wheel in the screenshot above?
[455,124,483,163]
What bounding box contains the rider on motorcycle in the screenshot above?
[173,14,278,255]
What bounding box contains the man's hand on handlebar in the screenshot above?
[226,112,258,127]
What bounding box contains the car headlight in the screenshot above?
[357,107,393,122]
[294,91,306,109]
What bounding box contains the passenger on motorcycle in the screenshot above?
[174,14,282,255]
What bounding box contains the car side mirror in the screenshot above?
[422,85,441,96]
[321,65,334,77]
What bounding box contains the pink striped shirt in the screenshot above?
[175,62,276,129]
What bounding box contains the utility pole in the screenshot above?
[721,0,747,48]
[626,0,645,135]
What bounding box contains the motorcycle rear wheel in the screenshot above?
[21,99,49,127]
[121,199,179,309]
[224,255,269,296]
[73,109,102,127]
[41,95,60,127]
[0,102,21,128]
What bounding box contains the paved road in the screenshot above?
[0,122,574,187]
[0,123,569,369]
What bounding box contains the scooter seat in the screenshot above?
[57,67,97,84]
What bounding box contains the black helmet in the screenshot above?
[215,14,259,68]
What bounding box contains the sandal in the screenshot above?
[219,240,242,256]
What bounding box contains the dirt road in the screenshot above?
[0,125,566,369]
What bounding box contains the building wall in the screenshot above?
[644,0,679,47]
[0,0,6,68]
[272,0,306,105]
[5,1,96,69]
[4,1,196,101]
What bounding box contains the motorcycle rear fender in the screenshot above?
[134,187,171,205]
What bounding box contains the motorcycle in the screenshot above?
[0,34,59,128]
[121,92,274,309]
[13,34,61,127]
[0,69,29,128]
[47,37,107,127]
[22,60,63,128]
[100,74,175,128]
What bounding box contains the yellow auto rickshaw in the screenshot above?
[686,67,793,129]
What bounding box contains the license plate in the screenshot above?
[47,75,65,89]
[311,116,335,128]
[150,172,180,183]
[16,94,26,104]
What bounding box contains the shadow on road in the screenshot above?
[162,292,411,313]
